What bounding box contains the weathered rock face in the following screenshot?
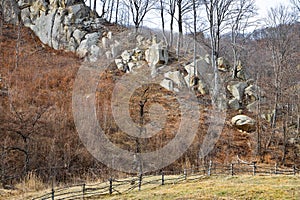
[231,115,256,132]
[2,0,104,60]
[184,57,211,95]
[145,41,168,77]
[227,81,248,101]
[217,57,230,72]
[2,1,263,117]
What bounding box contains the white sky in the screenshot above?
[255,0,292,18]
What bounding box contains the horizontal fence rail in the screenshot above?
[32,162,299,200]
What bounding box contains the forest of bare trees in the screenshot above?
[0,0,299,190]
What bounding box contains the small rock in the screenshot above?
[245,84,258,102]
[128,62,136,71]
[106,51,112,59]
[111,43,120,58]
[73,29,86,45]
[217,57,230,71]
[115,59,124,70]
[107,31,112,40]
[102,37,109,49]
[90,44,100,62]
[121,50,132,63]
[160,79,174,91]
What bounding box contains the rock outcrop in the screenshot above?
[2,1,263,135]
[2,0,105,60]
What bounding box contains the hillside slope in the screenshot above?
[0,22,299,191]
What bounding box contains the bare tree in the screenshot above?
[0,2,3,36]
[202,0,235,101]
[290,0,300,12]
[94,0,97,11]
[192,0,197,77]
[264,5,298,153]
[159,0,169,46]
[99,0,108,18]
[115,0,120,23]
[167,0,176,47]
[229,0,256,79]
[108,0,114,22]
[126,0,156,32]
[176,0,194,56]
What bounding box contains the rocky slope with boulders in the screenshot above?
[1,1,299,188]
[0,0,263,133]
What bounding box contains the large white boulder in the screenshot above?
[145,43,168,76]
[231,115,256,132]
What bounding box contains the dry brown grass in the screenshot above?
[101,175,300,200]
[16,172,47,192]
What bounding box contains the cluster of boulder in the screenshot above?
[1,0,261,133]
[225,62,262,132]
[112,35,210,95]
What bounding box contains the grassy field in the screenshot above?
[1,175,299,199]
[100,175,300,200]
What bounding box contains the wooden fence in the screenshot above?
[32,162,299,200]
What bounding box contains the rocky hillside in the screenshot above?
[0,0,299,188]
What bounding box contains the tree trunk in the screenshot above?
[160,0,168,47]
[169,14,174,47]
[108,0,114,22]
[115,0,119,23]
[176,1,183,57]
[192,0,197,77]
[93,0,97,12]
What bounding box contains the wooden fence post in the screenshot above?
[51,188,55,200]
[51,175,55,200]
[138,173,142,191]
[109,178,113,195]
[275,163,278,175]
[230,163,234,176]
[208,160,212,176]
[252,162,257,176]
[184,169,187,180]
[161,171,165,185]
[82,183,85,199]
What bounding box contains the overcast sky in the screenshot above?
[255,0,292,18]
